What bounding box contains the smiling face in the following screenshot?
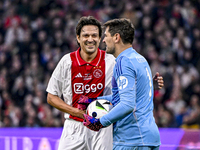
[77,25,101,55]
[103,27,115,55]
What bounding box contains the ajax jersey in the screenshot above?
[46,48,115,121]
[69,48,106,121]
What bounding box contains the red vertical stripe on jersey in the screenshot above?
[70,48,106,122]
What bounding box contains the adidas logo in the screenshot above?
[75,73,82,78]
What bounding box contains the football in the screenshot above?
[86,99,113,119]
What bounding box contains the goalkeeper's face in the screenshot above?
[103,27,116,56]
[77,25,101,55]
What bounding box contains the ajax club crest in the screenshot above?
[93,69,103,78]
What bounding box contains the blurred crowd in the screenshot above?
[0,0,200,128]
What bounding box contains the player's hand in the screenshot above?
[83,114,104,131]
[153,72,164,89]
[77,95,97,110]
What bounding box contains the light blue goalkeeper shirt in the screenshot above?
[99,47,161,147]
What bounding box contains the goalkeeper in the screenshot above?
[83,18,161,150]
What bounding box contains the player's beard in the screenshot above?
[106,46,115,55]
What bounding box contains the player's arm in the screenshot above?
[46,55,85,119]
[83,57,136,130]
[47,93,85,119]
[100,71,136,127]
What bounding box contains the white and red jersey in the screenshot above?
[46,48,115,122]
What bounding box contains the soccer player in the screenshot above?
[83,18,161,150]
[46,16,163,150]
[46,16,115,150]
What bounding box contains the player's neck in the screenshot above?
[115,44,132,58]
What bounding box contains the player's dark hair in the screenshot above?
[104,18,135,44]
[76,16,102,37]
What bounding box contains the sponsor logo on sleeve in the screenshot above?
[117,76,128,90]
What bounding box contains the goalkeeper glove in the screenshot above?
[77,95,97,110]
[83,114,104,131]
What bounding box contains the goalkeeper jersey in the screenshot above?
[100,47,161,147]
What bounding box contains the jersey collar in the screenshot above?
[115,47,134,62]
[76,48,102,66]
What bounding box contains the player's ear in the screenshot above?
[113,33,120,43]
[76,35,80,43]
